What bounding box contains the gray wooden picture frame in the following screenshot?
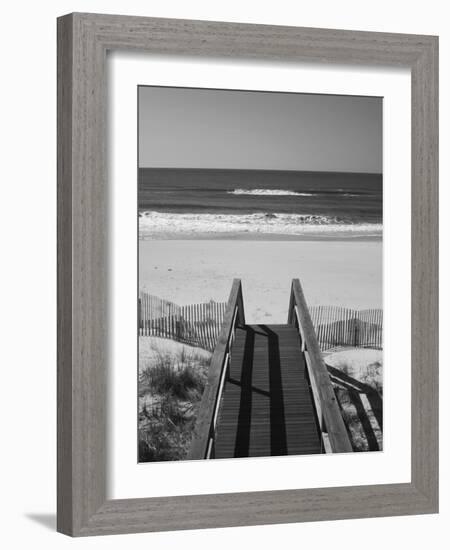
[57,12,438,537]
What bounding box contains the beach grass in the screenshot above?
[138,340,211,462]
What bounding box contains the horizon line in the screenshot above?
[138,167,382,176]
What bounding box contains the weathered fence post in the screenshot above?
[138,292,228,351]
[308,305,383,351]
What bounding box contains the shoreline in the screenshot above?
[139,233,382,242]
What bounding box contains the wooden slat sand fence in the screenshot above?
[138,292,227,352]
[309,306,383,351]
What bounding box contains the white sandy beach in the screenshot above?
[139,239,382,324]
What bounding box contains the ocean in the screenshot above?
[138,168,382,239]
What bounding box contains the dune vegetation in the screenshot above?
[138,338,211,462]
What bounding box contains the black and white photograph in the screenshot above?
[137,86,383,462]
[1,0,442,543]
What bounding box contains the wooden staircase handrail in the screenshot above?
[288,279,353,454]
[188,279,245,459]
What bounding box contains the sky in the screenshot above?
[138,86,382,173]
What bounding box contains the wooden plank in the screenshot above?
[214,325,321,458]
[144,294,148,336]
[199,304,203,348]
[205,304,210,350]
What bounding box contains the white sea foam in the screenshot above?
[139,211,382,238]
[228,188,315,196]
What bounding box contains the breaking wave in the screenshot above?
[139,211,382,238]
[228,188,315,196]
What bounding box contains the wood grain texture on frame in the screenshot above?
[57,12,438,536]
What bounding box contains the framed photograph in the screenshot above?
[57,13,438,536]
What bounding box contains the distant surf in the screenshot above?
[139,211,382,239]
[228,188,315,196]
